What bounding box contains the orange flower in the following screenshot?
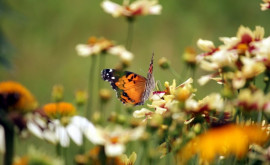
[178,124,269,164]
[0,81,37,112]
[12,156,29,165]
[43,102,76,119]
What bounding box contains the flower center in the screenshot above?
[43,102,76,119]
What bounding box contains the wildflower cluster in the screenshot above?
[1,0,270,165]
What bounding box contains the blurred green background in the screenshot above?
[1,0,270,163]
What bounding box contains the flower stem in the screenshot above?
[169,66,181,82]
[97,53,106,112]
[0,111,14,165]
[126,18,134,51]
[86,55,97,119]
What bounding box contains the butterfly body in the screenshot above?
[101,55,155,105]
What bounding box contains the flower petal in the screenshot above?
[66,124,82,146]
[105,143,125,157]
[56,126,70,147]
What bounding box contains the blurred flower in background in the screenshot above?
[89,125,144,156]
[75,36,133,65]
[0,81,37,112]
[178,124,269,164]
[261,0,270,10]
[101,0,162,18]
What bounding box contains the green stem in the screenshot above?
[56,143,61,156]
[86,55,97,119]
[126,18,134,51]
[169,66,181,82]
[264,78,270,94]
[0,111,14,165]
[97,53,106,112]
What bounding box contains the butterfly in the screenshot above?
[101,54,155,105]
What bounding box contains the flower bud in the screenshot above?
[75,90,88,106]
[51,85,64,102]
[99,89,112,102]
[158,57,170,69]
[182,47,197,65]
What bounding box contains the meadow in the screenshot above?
[1,0,270,165]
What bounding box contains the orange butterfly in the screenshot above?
[101,54,155,105]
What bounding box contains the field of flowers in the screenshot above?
[1,0,270,165]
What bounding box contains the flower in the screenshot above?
[27,102,96,147]
[101,0,162,18]
[89,126,144,156]
[76,37,114,56]
[196,26,267,89]
[43,102,76,119]
[261,0,270,10]
[178,124,269,164]
[51,85,64,102]
[0,81,37,112]
[133,78,195,119]
[76,37,134,64]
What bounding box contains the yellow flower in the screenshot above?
[0,81,37,112]
[178,124,269,164]
[43,102,76,119]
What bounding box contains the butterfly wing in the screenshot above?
[101,69,147,105]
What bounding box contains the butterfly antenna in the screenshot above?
[148,52,154,74]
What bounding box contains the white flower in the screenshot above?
[0,125,5,153]
[88,126,144,157]
[27,115,96,148]
[108,45,134,64]
[75,44,101,57]
[101,0,162,18]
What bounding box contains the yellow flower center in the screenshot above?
[237,43,248,53]
[110,136,119,144]
[43,102,76,119]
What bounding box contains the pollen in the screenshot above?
[0,81,37,112]
[43,102,76,119]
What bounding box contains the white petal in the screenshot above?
[155,106,167,114]
[133,108,152,118]
[105,143,125,157]
[198,75,212,86]
[27,121,44,139]
[56,126,70,147]
[101,1,123,17]
[75,44,93,57]
[66,124,82,146]
[197,39,215,52]
[149,5,162,14]
[43,130,58,145]
[0,125,5,153]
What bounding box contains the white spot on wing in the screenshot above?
[109,69,113,72]
[111,77,115,80]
